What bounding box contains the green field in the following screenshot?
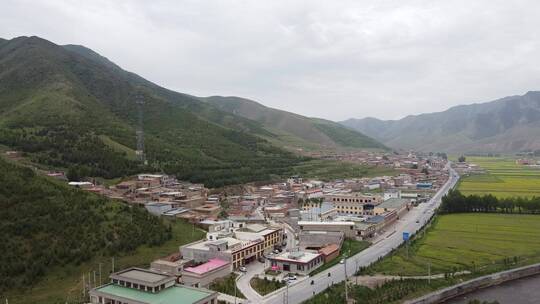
[458,157,540,198]
[364,213,540,276]
[4,220,205,304]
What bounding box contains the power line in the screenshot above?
[135,93,146,164]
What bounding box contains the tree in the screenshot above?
[421,168,429,175]
[458,155,466,163]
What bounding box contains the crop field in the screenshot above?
[458,157,540,198]
[365,213,540,276]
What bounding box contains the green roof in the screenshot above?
[94,284,213,304]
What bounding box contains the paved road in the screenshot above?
[282,221,297,250]
[236,261,265,302]
[259,164,460,304]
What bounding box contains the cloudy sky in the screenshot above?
[2,0,540,120]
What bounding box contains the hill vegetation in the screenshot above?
[0,36,304,187]
[205,96,386,151]
[0,158,171,293]
[0,36,384,187]
[341,91,540,153]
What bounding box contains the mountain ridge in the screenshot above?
[204,95,387,151]
[341,91,540,153]
[0,36,384,187]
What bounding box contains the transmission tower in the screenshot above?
[135,93,146,164]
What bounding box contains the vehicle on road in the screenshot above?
[239,266,247,272]
[339,259,345,264]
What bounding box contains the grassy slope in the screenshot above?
[0,156,203,303]
[365,213,540,276]
[292,159,397,181]
[302,279,458,304]
[0,36,303,187]
[458,157,540,198]
[209,274,245,299]
[4,220,205,304]
[250,277,286,296]
[204,96,387,151]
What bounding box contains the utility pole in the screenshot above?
[355,259,359,285]
[286,281,289,304]
[406,239,409,259]
[99,263,102,286]
[234,273,240,304]
[428,262,431,284]
[93,271,96,288]
[135,93,146,164]
[344,252,348,303]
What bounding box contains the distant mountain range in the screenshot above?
[0,36,384,186]
[340,92,540,153]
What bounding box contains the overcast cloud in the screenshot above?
[2,0,540,120]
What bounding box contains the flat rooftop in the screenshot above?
[378,198,409,209]
[94,284,213,304]
[186,237,242,251]
[298,221,355,226]
[117,269,170,283]
[271,251,321,264]
[183,258,229,275]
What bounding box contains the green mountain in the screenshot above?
[204,96,386,151]
[341,91,540,153]
[0,36,304,187]
[0,36,385,186]
[0,157,170,292]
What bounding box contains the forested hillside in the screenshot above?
[205,96,387,151]
[0,158,171,292]
[0,36,305,187]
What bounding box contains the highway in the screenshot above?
[258,163,460,304]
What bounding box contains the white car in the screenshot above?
[239,266,247,272]
[339,259,345,264]
[287,275,297,281]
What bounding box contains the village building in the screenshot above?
[89,267,218,304]
[268,251,324,275]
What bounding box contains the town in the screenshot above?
[41,151,451,304]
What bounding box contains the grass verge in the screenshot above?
[209,273,245,299]
[250,277,286,296]
[310,239,370,276]
[302,278,460,304]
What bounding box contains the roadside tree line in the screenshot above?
[441,189,540,214]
